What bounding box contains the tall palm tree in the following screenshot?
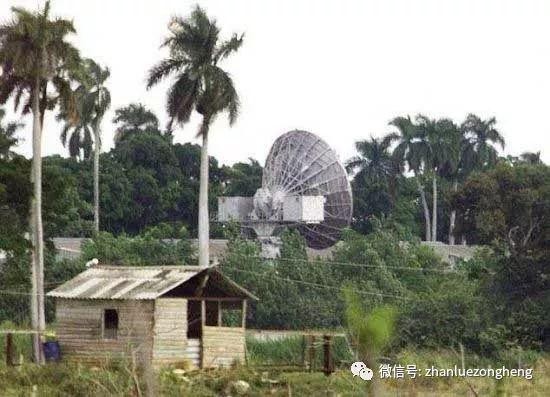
[147,6,243,267]
[390,116,432,241]
[0,1,80,363]
[113,103,160,143]
[59,59,110,232]
[461,114,505,169]
[443,131,475,244]
[416,115,461,242]
[346,134,398,184]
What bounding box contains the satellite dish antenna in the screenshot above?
[218,130,352,257]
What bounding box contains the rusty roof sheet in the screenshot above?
[47,266,207,300]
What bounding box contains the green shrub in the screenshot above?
[81,231,195,266]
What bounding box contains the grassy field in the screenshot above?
[0,359,548,396]
[0,335,548,396]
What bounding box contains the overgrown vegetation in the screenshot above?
[0,1,549,394]
[81,227,195,266]
[0,351,548,397]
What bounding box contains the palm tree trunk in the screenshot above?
[93,128,100,233]
[448,179,458,244]
[431,174,437,242]
[415,175,431,241]
[30,80,44,364]
[198,117,211,267]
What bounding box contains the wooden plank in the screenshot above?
[242,300,247,329]
[5,333,14,366]
[323,335,334,376]
[196,273,210,296]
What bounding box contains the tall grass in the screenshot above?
[0,321,33,364]
[1,333,548,396]
[246,335,353,368]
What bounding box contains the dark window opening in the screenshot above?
[103,309,118,339]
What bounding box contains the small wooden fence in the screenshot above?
[0,330,52,366]
[248,330,349,376]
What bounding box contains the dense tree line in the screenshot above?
[0,102,263,241]
[347,113,543,244]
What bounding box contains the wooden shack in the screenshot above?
[47,265,258,368]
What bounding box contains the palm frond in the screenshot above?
[214,33,244,62]
[166,72,200,128]
[146,57,188,89]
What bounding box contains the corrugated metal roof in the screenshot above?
[47,265,259,301]
[47,266,206,300]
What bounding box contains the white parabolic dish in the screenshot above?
[262,130,353,249]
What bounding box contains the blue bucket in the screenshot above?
[43,341,61,362]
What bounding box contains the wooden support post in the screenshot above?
[201,300,206,328]
[217,300,222,326]
[5,333,14,366]
[323,335,334,376]
[195,272,210,297]
[308,335,316,372]
[301,335,307,369]
[242,300,247,329]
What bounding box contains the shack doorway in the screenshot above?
[187,300,202,338]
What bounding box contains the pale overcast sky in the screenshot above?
[2,0,549,165]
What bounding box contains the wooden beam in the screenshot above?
[217,300,222,326]
[242,300,247,329]
[195,272,210,297]
[323,335,334,376]
[0,330,48,335]
[186,297,242,302]
[5,333,14,366]
[201,300,206,328]
[308,335,316,372]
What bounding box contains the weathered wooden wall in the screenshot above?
[55,298,154,365]
[152,298,187,367]
[202,326,245,368]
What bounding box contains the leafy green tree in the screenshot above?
[223,158,263,196]
[42,157,94,238]
[0,110,29,257]
[171,142,225,237]
[453,162,549,247]
[147,6,243,267]
[397,273,487,351]
[0,108,22,158]
[94,153,133,233]
[0,1,81,360]
[112,132,180,232]
[81,231,194,266]
[346,134,401,234]
[112,103,161,143]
